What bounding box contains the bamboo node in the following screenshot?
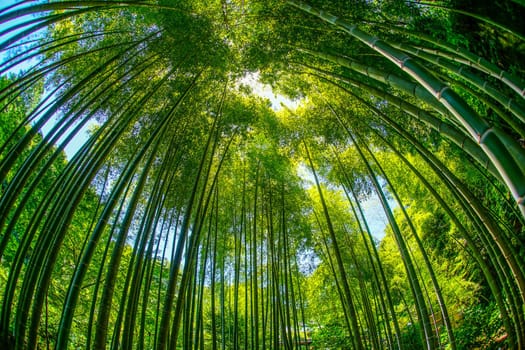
[370,37,380,49]
[319,11,337,24]
[436,85,449,99]
[400,55,410,68]
[479,127,494,144]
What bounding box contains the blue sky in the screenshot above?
[1,0,44,74]
[1,0,95,159]
[1,0,32,42]
[0,0,391,238]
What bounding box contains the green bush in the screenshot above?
[455,302,505,349]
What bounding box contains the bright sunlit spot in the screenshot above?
[2,0,522,347]
[238,72,301,111]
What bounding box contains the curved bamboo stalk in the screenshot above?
[328,109,437,349]
[0,7,109,52]
[312,211,355,344]
[288,0,525,217]
[368,126,519,347]
[356,131,457,349]
[15,121,125,349]
[0,0,186,27]
[93,137,162,349]
[392,42,525,126]
[152,208,181,350]
[0,30,130,76]
[333,149,402,349]
[343,225,382,349]
[167,84,233,350]
[120,123,188,350]
[339,89,525,346]
[153,74,213,350]
[0,51,169,341]
[347,86,525,305]
[375,24,525,98]
[298,48,451,117]
[0,52,161,266]
[54,73,201,350]
[304,141,365,350]
[410,1,525,41]
[434,74,525,139]
[303,68,500,179]
[210,188,219,350]
[314,73,525,230]
[0,34,158,187]
[1,86,133,346]
[361,149,436,349]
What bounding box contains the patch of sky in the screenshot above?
[57,71,300,159]
[39,109,98,160]
[296,163,393,242]
[1,0,96,160]
[238,71,301,111]
[1,6,394,244]
[1,0,48,75]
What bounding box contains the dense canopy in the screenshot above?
[1,0,524,349]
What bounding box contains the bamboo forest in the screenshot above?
[1,0,525,349]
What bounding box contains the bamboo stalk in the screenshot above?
[288,0,525,217]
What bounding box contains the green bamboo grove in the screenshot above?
[0,0,524,349]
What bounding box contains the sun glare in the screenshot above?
[238,71,301,111]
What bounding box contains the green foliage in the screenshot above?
[1,0,525,349]
[454,302,505,349]
[311,322,352,349]
[399,323,424,348]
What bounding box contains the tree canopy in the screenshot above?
[1,0,524,349]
